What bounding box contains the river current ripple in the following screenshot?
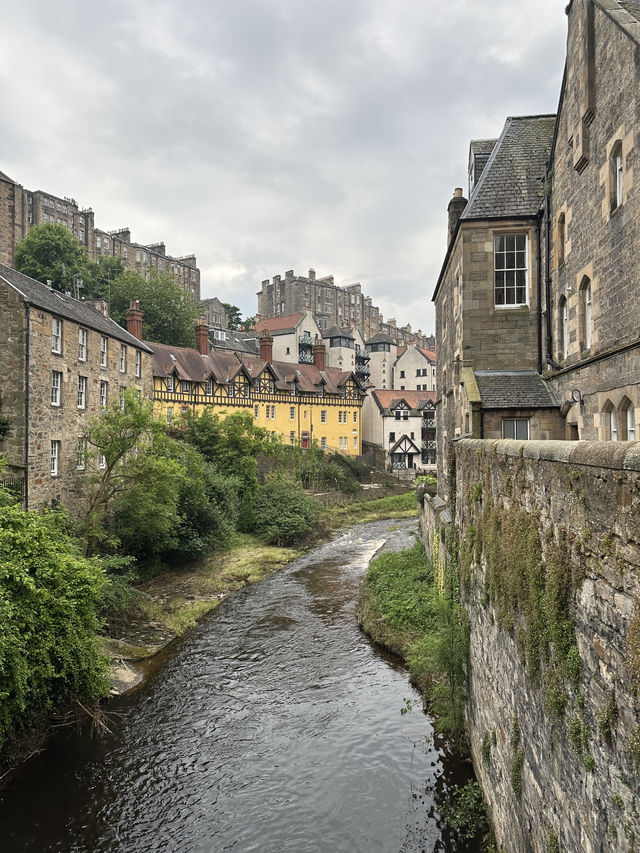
[0,518,473,852]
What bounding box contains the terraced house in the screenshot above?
[0,265,152,511]
[127,316,365,456]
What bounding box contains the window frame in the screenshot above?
[501,418,530,440]
[51,317,62,354]
[493,232,528,308]
[77,375,87,409]
[119,344,127,373]
[100,379,108,409]
[78,328,87,362]
[100,336,108,367]
[50,440,60,476]
[51,370,62,406]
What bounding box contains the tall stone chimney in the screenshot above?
[447,188,467,244]
[260,331,273,362]
[195,321,209,355]
[313,340,326,371]
[126,299,143,340]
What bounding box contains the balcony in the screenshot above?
[299,334,314,346]
[355,346,370,362]
[423,418,436,429]
[355,363,371,377]
[298,350,314,364]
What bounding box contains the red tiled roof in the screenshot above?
[372,389,435,410]
[255,313,304,332]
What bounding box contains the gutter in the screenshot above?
[24,301,30,510]
[544,164,554,366]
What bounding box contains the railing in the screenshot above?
[298,351,314,364]
[392,460,406,470]
[0,476,25,500]
[423,418,436,428]
[355,364,370,376]
[299,334,314,346]
[427,440,437,450]
[355,347,370,362]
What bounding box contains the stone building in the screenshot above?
[200,297,228,330]
[432,0,640,483]
[0,264,153,512]
[256,268,432,349]
[0,170,201,299]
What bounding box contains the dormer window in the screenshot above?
[167,375,175,392]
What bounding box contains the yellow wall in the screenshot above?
[152,372,362,456]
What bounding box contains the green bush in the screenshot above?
[0,505,108,750]
[250,477,317,545]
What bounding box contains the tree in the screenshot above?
[109,270,202,347]
[222,303,242,330]
[14,224,89,292]
[83,256,126,299]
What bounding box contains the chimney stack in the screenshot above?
[313,340,326,371]
[447,187,467,244]
[195,320,210,355]
[126,299,143,340]
[259,331,273,362]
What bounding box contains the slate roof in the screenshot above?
[0,263,152,351]
[0,170,15,183]
[323,325,355,339]
[366,331,394,345]
[255,313,304,335]
[470,139,498,156]
[210,329,259,355]
[474,370,559,409]
[461,115,556,221]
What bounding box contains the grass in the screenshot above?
[321,490,418,527]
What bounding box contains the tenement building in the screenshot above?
[0,170,201,299]
[433,0,640,482]
[0,264,153,512]
[256,268,432,349]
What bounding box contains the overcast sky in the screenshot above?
[2,1,567,335]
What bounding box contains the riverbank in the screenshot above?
[105,488,418,693]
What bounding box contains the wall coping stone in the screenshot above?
[456,437,640,471]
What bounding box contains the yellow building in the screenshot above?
[143,333,365,456]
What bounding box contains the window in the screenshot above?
[354,436,357,449]
[100,336,108,367]
[182,380,191,394]
[254,404,259,418]
[120,344,126,373]
[290,406,295,420]
[611,141,623,211]
[559,296,568,360]
[52,317,62,354]
[353,411,357,423]
[610,408,618,441]
[77,376,87,409]
[502,418,529,440]
[136,250,141,263]
[271,405,275,419]
[557,213,566,267]
[579,277,592,350]
[400,370,405,378]
[321,410,327,424]
[494,233,527,306]
[76,437,86,470]
[77,328,87,361]
[389,431,396,442]
[627,405,636,441]
[205,379,213,396]
[166,406,174,423]
[266,406,270,420]
[290,431,295,445]
[100,380,108,408]
[119,386,126,413]
[321,437,327,450]
[135,351,142,378]
[98,453,106,469]
[167,375,174,392]
[51,370,62,406]
[228,383,235,398]
[338,411,343,423]
[104,238,110,251]
[50,440,60,476]
[96,236,102,249]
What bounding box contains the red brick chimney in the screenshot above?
[260,331,273,362]
[313,341,326,370]
[195,321,209,355]
[125,300,143,340]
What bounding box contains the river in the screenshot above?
[0,518,475,852]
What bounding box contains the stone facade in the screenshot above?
[256,268,432,349]
[546,0,640,441]
[0,265,153,513]
[421,438,640,852]
[0,171,200,299]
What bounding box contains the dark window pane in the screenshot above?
[503,420,515,438]
[515,420,529,440]
[506,252,516,268]
[516,287,526,303]
[515,234,526,250]
[506,287,515,304]
[495,236,505,252]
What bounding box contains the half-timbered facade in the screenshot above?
[362,389,437,473]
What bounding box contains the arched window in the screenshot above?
[628,406,636,442]
[579,277,592,351]
[611,141,623,211]
[603,401,617,441]
[557,213,566,267]
[559,295,568,360]
[619,398,636,441]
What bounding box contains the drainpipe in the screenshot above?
[536,213,543,375]
[24,301,31,510]
[544,164,553,365]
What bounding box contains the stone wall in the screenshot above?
[421,438,640,851]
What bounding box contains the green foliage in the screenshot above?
[108,270,202,348]
[82,256,126,299]
[482,730,492,768]
[0,505,108,749]
[249,476,317,545]
[567,713,590,755]
[14,223,89,292]
[510,715,524,798]
[629,725,640,773]
[597,691,618,746]
[438,780,490,841]
[222,303,243,330]
[546,828,560,853]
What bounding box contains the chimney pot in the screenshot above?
[195,320,210,356]
[313,341,326,371]
[259,331,273,362]
[125,300,144,340]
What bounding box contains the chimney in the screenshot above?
[85,298,110,317]
[447,187,467,244]
[285,269,294,281]
[195,320,209,355]
[313,340,326,371]
[259,331,273,362]
[126,299,143,340]
[308,268,316,280]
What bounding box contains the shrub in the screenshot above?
[250,477,317,545]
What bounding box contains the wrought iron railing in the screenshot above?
[298,350,314,364]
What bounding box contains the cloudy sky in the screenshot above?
[2,1,567,335]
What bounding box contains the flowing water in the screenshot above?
[0,519,475,852]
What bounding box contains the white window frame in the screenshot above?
[98,453,106,469]
[51,317,62,354]
[135,350,142,378]
[166,406,174,424]
[100,380,108,409]
[120,344,127,373]
[119,386,126,413]
[77,376,87,409]
[100,336,108,367]
[271,405,275,419]
[353,436,358,448]
[76,437,86,470]
[610,409,618,441]
[560,298,568,360]
[494,233,528,308]
[78,328,87,361]
[321,437,327,450]
[290,406,295,420]
[321,410,327,424]
[205,379,213,396]
[51,370,62,406]
[254,404,259,419]
[584,281,592,350]
[51,440,60,476]
[167,375,174,392]
[501,418,530,440]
